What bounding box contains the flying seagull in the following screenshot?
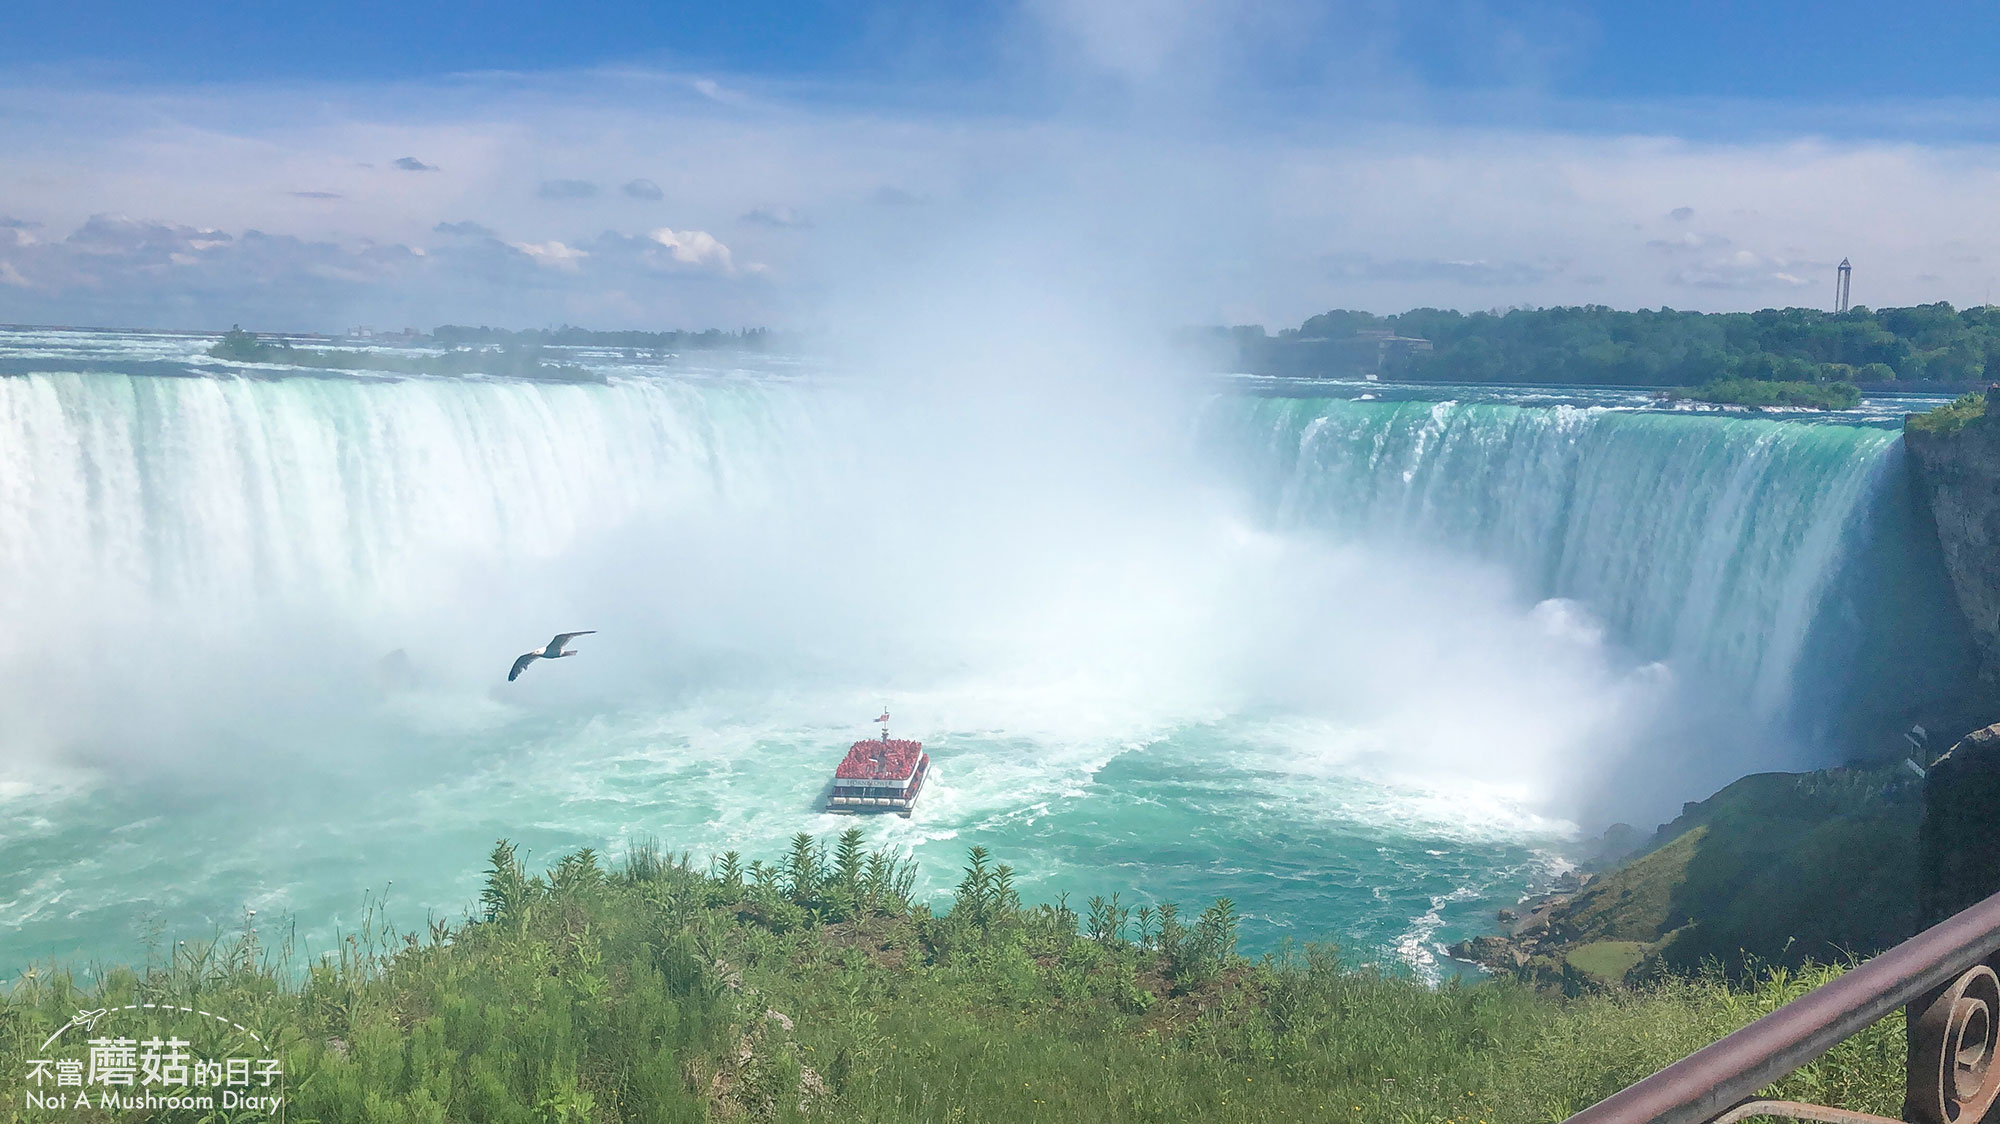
[508,631,596,681]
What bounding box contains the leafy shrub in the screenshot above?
[1671,378,1862,410]
[1907,390,1989,435]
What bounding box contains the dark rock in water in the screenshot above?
[1549,869,1585,893]
[1496,908,1518,923]
[1919,722,2000,925]
[1447,934,1520,970]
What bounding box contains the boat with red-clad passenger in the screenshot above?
[825,710,929,817]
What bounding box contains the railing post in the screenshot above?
[1911,722,2000,1124]
[1904,954,2000,1124]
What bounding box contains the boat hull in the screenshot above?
[825,755,928,817]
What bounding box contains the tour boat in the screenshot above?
[825,712,929,817]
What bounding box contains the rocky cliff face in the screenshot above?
[1904,396,2000,687]
[1920,723,2000,924]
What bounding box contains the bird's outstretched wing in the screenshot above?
[549,630,596,648]
[508,652,541,682]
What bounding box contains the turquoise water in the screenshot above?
[0,330,1965,979]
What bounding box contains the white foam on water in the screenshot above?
[1394,884,1486,983]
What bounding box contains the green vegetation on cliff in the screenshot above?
[1223,302,2000,386]
[1457,769,1923,990]
[1,833,1910,1123]
[208,327,604,383]
[1647,771,1922,969]
[1668,377,1862,410]
[1907,390,1990,435]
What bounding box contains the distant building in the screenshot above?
[1376,334,1434,370]
[1349,329,1435,371]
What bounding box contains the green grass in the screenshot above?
[0,836,1909,1123]
[1550,828,1706,945]
[1669,378,1862,410]
[1562,942,1649,986]
[1907,390,1989,435]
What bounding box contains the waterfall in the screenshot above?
[0,366,1976,762]
[0,357,1983,971]
[1213,395,1978,741]
[0,370,829,622]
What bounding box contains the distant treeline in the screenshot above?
[431,324,775,351]
[1216,303,2000,387]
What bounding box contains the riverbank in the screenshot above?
[1449,766,1929,990]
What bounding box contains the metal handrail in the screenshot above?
[1563,889,2000,1124]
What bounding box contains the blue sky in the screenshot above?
[3,1,1999,330]
[9,1,1997,104]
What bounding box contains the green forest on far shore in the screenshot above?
[1219,303,2000,391]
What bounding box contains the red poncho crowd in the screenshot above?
[835,738,925,781]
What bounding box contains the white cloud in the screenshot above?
[647,228,734,272]
[511,239,589,271]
